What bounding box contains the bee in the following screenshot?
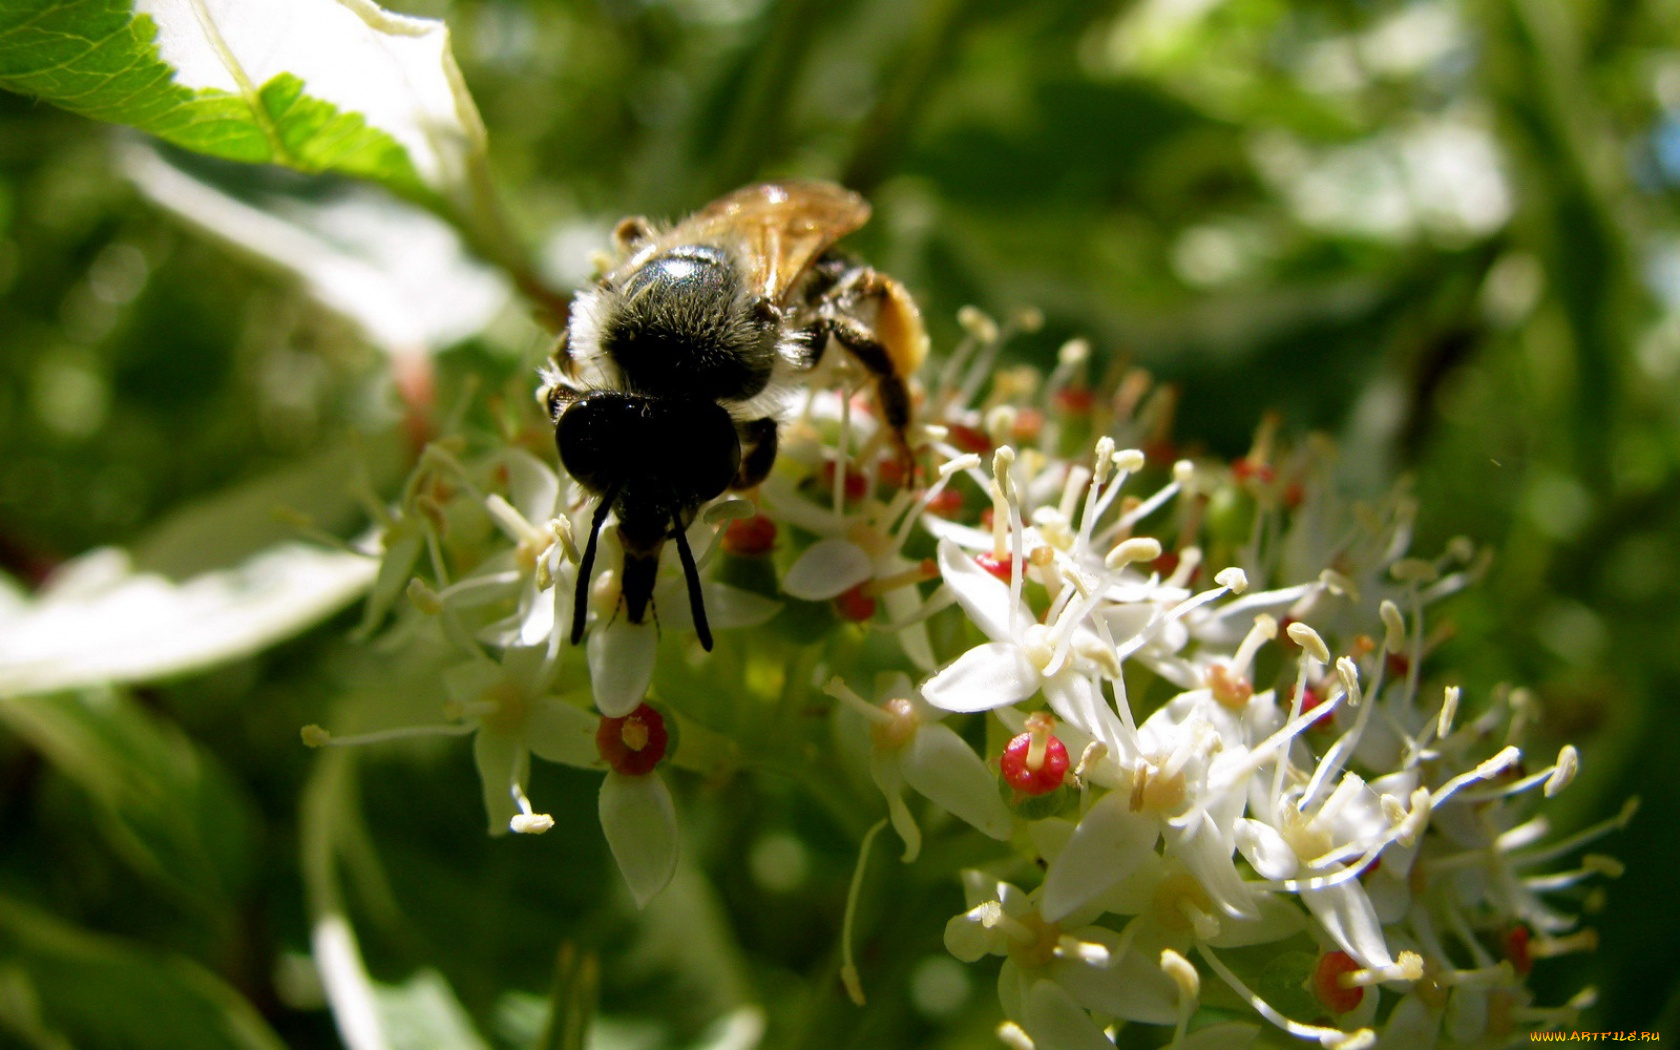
[543,180,928,651]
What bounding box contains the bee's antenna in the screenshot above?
[571,486,618,645]
[670,511,713,651]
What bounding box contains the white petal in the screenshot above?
[1021,978,1115,1050]
[869,750,921,862]
[1040,672,1117,753]
[1380,993,1440,1047]
[1168,814,1258,920]
[1234,817,1298,881]
[588,618,656,716]
[1205,893,1308,948]
[883,586,935,671]
[921,643,1041,713]
[599,771,679,908]
[1052,929,1179,1025]
[1178,1022,1261,1050]
[1446,987,1488,1045]
[702,582,782,630]
[943,908,996,963]
[525,700,600,768]
[501,449,561,525]
[782,539,873,600]
[936,537,1022,642]
[901,723,1013,840]
[1041,792,1158,922]
[1300,880,1394,969]
[0,542,374,698]
[472,731,521,836]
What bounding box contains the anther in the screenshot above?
[1286,622,1331,664]
[1106,537,1162,570]
[1379,600,1405,652]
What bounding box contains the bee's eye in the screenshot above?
[556,394,638,494]
[660,399,741,503]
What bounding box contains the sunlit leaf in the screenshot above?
[0,0,486,202]
[374,969,493,1050]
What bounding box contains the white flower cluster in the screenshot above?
[319,310,1622,1047]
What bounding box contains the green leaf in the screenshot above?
[0,0,486,203]
[374,969,494,1050]
[0,689,255,906]
[0,894,285,1050]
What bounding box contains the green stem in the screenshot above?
[423,149,571,330]
[710,0,829,193]
[840,0,974,196]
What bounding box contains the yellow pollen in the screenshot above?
[871,698,919,750]
[1022,625,1056,671]
[1131,763,1187,814]
[1206,664,1252,710]
[1005,911,1061,970]
[1153,873,1214,935]
[1278,807,1334,862]
[621,714,651,752]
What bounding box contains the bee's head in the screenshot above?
[558,391,741,652]
[556,391,741,516]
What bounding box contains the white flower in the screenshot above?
[581,515,781,716]
[825,674,1012,861]
[920,537,1109,733]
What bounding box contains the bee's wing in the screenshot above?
[662,181,871,302]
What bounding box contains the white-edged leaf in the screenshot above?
[0,0,485,202]
[0,542,374,698]
[125,146,512,352]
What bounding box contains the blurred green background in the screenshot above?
[1,0,1676,1044]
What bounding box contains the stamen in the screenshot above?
[1165,547,1202,588]
[1197,945,1372,1049]
[841,819,889,1006]
[1287,622,1331,664]
[300,721,476,748]
[407,578,443,615]
[1318,568,1359,602]
[1105,536,1162,570]
[1230,614,1278,678]
[822,677,896,727]
[1437,685,1461,741]
[1162,947,1199,1049]
[1430,746,1522,808]
[995,1022,1034,1050]
[1379,600,1405,653]
[1054,933,1110,966]
[509,783,554,834]
[1503,797,1638,869]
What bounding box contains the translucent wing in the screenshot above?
[617,181,871,303]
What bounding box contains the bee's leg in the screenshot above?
[733,417,779,490]
[798,312,918,483]
[613,216,655,253]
